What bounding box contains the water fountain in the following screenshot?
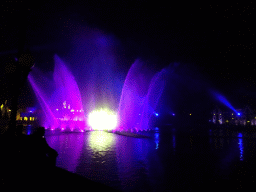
[28,54,168,133]
[117,59,167,132]
[28,55,87,132]
[211,91,238,115]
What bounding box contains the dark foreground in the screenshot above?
[2,126,256,191]
[0,133,120,191]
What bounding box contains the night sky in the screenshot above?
[0,1,255,113]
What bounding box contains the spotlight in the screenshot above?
[88,108,117,131]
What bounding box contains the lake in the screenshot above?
[43,126,256,191]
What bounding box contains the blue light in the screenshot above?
[172,135,176,150]
[155,132,159,149]
[238,137,243,161]
[238,113,241,116]
[212,92,238,114]
[172,113,175,116]
[155,113,159,117]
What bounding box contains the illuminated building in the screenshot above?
[46,100,86,131]
[211,106,256,126]
[16,107,39,127]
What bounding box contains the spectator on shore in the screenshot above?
[31,127,58,168]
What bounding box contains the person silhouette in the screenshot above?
[31,127,58,168]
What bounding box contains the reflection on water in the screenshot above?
[88,131,114,158]
[238,133,244,161]
[154,127,159,149]
[46,133,84,172]
[43,127,256,191]
[154,133,159,149]
[172,135,176,151]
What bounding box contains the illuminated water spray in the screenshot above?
[29,55,167,132]
[213,92,239,115]
[28,55,87,131]
[117,59,167,132]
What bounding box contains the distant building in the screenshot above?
[16,108,39,127]
[211,106,256,126]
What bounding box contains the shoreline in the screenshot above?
[105,130,152,138]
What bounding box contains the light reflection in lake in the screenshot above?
[41,126,256,191]
[88,131,114,158]
[238,133,244,161]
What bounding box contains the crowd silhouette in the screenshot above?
[0,125,58,187]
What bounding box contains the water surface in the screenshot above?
[44,126,256,191]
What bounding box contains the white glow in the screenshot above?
[88,108,117,130]
[89,131,113,152]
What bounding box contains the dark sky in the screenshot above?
[0,1,255,111]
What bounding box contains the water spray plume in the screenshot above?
[212,91,238,114]
[28,55,87,131]
[29,54,168,132]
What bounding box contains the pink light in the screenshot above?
[61,128,64,131]
[81,130,84,132]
